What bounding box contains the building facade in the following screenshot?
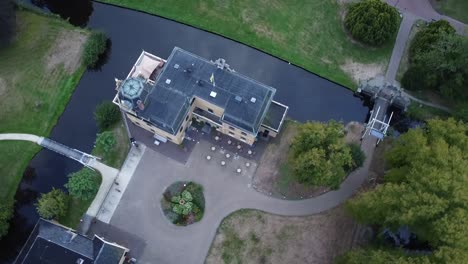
[113,47,288,146]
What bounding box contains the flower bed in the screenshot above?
[161,181,205,226]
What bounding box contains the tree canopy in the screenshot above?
[36,188,68,220]
[402,21,468,101]
[289,121,355,189]
[345,0,399,46]
[65,169,100,200]
[94,101,121,131]
[409,20,455,60]
[346,118,468,252]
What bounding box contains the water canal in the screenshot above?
[0,1,368,262]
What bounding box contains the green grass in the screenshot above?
[59,171,102,229]
[98,0,397,89]
[432,0,468,24]
[407,103,451,121]
[0,10,89,202]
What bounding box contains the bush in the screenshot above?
[185,182,205,210]
[409,20,455,61]
[36,189,68,219]
[162,182,204,225]
[95,131,116,155]
[0,199,14,238]
[290,121,353,189]
[65,169,100,200]
[345,0,399,46]
[82,31,107,68]
[348,143,366,170]
[94,101,121,131]
[404,34,468,99]
[401,65,428,91]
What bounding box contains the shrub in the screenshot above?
[0,199,14,238]
[185,182,205,210]
[162,182,204,225]
[65,169,100,200]
[409,20,455,61]
[345,0,399,46]
[82,31,107,68]
[290,121,353,189]
[94,101,120,131]
[348,143,366,170]
[95,131,116,155]
[36,189,68,219]
[401,65,428,91]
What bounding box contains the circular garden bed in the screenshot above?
[161,181,205,226]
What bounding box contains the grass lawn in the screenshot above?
[0,10,89,202]
[407,103,451,121]
[98,0,397,89]
[432,0,468,24]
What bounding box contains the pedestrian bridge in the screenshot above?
[0,133,97,167]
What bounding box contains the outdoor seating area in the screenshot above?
[127,115,268,165]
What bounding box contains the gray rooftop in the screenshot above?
[119,47,276,135]
[14,219,127,264]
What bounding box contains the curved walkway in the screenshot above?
[104,135,377,264]
[385,0,467,35]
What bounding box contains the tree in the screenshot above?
[409,20,455,61]
[290,121,353,189]
[403,21,467,100]
[348,143,366,169]
[347,118,468,250]
[65,169,100,200]
[344,0,399,46]
[94,101,121,131]
[36,189,68,219]
[95,131,116,155]
[0,0,16,47]
[0,199,14,238]
[82,31,107,68]
[411,34,468,99]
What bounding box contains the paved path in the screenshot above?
[385,13,417,84]
[383,0,464,112]
[104,136,377,264]
[385,0,467,35]
[95,145,147,224]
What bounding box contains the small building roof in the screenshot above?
[14,219,127,264]
[119,47,276,135]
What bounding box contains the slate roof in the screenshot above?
[119,47,276,135]
[14,219,127,264]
